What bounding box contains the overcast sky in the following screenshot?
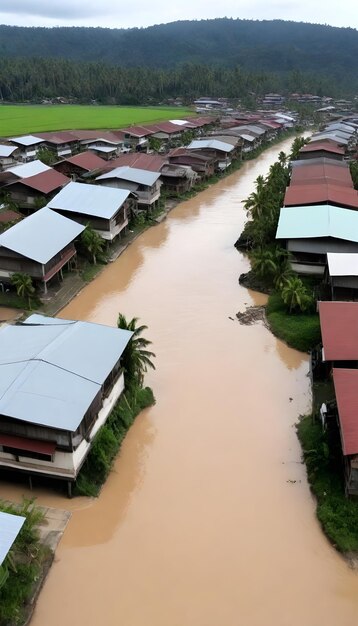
[0,0,356,30]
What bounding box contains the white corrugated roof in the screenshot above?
[276,205,358,243]
[7,160,51,179]
[239,133,256,142]
[0,207,84,264]
[96,166,161,186]
[0,512,25,566]
[327,253,358,277]
[10,135,44,147]
[46,181,130,219]
[88,145,117,153]
[187,139,234,152]
[0,315,132,431]
[0,145,18,158]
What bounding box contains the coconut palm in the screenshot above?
[11,272,35,309]
[281,276,312,313]
[81,225,104,265]
[117,314,156,386]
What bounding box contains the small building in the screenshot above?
[120,126,155,152]
[0,145,21,170]
[276,205,358,276]
[0,511,25,584]
[46,181,133,241]
[5,169,70,210]
[0,160,51,187]
[326,254,358,300]
[35,132,79,158]
[168,148,215,179]
[0,314,132,492]
[0,207,84,292]
[283,183,358,210]
[96,166,162,210]
[9,136,44,162]
[186,139,234,171]
[54,152,107,179]
[160,164,197,195]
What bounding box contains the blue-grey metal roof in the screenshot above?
[0,207,84,264]
[46,181,130,219]
[0,145,18,158]
[0,315,133,431]
[97,166,160,186]
[88,145,117,153]
[0,512,25,566]
[310,133,349,145]
[8,160,51,179]
[187,139,234,152]
[238,133,256,142]
[10,135,44,147]
[276,205,358,243]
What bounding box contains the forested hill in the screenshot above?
[0,19,357,74]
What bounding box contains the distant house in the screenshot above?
[0,207,84,292]
[5,169,70,210]
[9,136,44,162]
[46,181,133,241]
[35,132,79,158]
[0,145,21,170]
[186,139,234,171]
[120,126,155,152]
[168,148,215,180]
[276,205,358,276]
[54,152,107,179]
[0,314,132,493]
[96,166,162,210]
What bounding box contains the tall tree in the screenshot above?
[117,314,156,386]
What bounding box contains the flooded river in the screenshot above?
[2,137,358,625]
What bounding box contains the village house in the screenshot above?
[120,126,154,152]
[5,169,70,210]
[0,207,84,292]
[46,181,134,241]
[186,139,234,171]
[96,166,162,210]
[168,148,215,180]
[0,314,132,494]
[9,136,44,162]
[289,162,353,188]
[276,205,358,276]
[283,183,358,210]
[0,145,21,170]
[53,152,107,179]
[34,132,79,158]
[298,141,345,161]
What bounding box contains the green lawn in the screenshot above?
[0,105,193,136]
[266,292,321,353]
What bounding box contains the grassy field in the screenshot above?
[0,105,193,136]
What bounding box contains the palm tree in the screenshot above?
[289,136,308,161]
[117,314,156,386]
[251,248,277,281]
[11,272,35,309]
[281,276,311,313]
[81,225,104,265]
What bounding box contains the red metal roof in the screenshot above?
[0,209,22,223]
[333,369,358,456]
[64,151,107,171]
[0,433,56,456]
[299,142,345,155]
[290,163,353,188]
[36,131,78,145]
[284,183,358,209]
[104,153,166,172]
[121,126,155,137]
[318,301,358,361]
[13,170,70,194]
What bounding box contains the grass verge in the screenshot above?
[266,292,321,352]
[297,415,358,554]
[75,385,155,497]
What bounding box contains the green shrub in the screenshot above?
[266,292,321,352]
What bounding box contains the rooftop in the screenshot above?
[0,512,25,566]
[58,151,107,171]
[327,252,358,277]
[0,145,18,158]
[46,181,130,219]
[10,135,44,147]
[187,139,234,153]
[0,207,84,264]
[284,184,358,210]
[0,314,132,431]
[299,141,345,156]
[276,205,358,243]
[333,368,358,456]
[7,160,51,179]
[319,301,358,362]
[96,166,161,186]
[8,169,70,195]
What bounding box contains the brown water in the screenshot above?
[2,137,358,625]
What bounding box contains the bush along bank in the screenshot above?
[236,136,321,353]
[297,416,358,555]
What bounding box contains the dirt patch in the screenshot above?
[236,305,268,328]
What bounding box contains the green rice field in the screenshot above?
[0,105,193,137]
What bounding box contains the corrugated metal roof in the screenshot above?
[310,133,349,145]
[333,368,358,455]
[104,153,165,172]
[96,166,160,186]
[11,169,69,194]
[88,145,117,154]
[0,145,18,158]
[0,207,84,263]
[0,512,25,566]
[8,160,51,179]
[121,126,154,138]
[187,139,234,152]
[300,142,344,155]
[291,158,348,169]
[238,133,256,142]
[61,151,107,171]
[319,302,358,364]
[290,163,353,187]
[0,209,21,224]
[276,205,358,242]
[326,123,355,134]
[0,314,132,431]
[284,184,358,209]
[327,253,358,276]
[10,135,44,147]
[47,181,130,219]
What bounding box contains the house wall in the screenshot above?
[0,242,76,280]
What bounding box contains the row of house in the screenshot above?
[276,119,358,283]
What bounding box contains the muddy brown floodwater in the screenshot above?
[2,137,358,625]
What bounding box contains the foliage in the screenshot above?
[0,499,46,626]
[80,225,105,265]
[350,161,358,191]
[11,273,35,309]
[266,292,321,352]
[36,146,58,165]
[76,386,155,496]
[289,136,309,160]
[280,275,314,313]
[297,416,358,553]
[148,137,163,152]
[117,314,156,386]
[0,105,192,137]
